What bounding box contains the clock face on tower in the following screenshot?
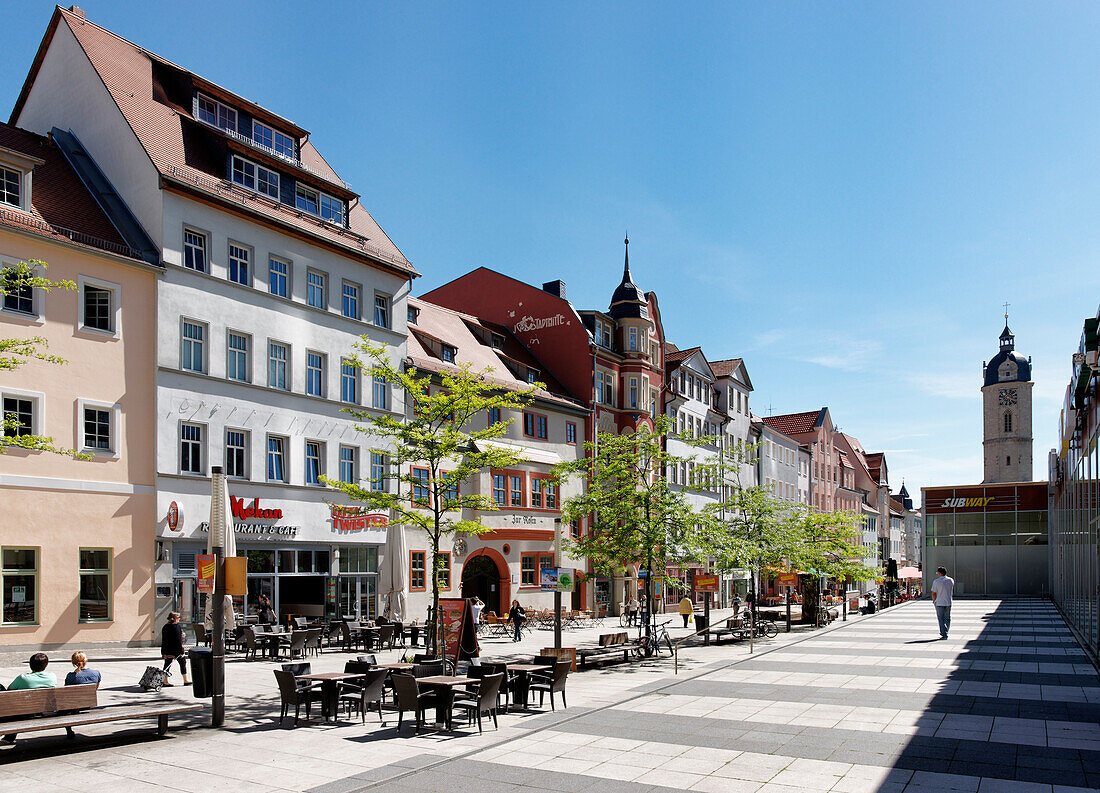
[998,388,1018,406]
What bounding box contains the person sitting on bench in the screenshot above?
[2,653,56,744]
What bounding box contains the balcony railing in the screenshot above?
[166,166,411,268]
[0,206,144,260]
[197,116,353,191]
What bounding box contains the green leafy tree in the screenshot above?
[324,339,538,655]
[786,506,877,624]
[556,415,707,642]
[1,260,85,457]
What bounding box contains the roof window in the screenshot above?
[196,93,237,133]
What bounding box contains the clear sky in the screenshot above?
[5,2,1099,503]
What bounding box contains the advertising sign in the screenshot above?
[438,598,468,666]
[331,505,388,533]
[694,574,719,592]
[540,568,575,592]
[11,586,25,603]
[776,572,800,587]
[167,501,180,531]
[197,554,215,594]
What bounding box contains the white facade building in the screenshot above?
[14,7,416,627]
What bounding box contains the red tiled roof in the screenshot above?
[664,345,698,365]
[762,409,822,437]
[710,358,742,377]
[0,122,141,260]
[663,341,680,354]
[35,8,413,276]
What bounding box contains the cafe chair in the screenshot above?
[338,667,388,723]
[452,672,504,734]
[391,673,438,735]
[274,669,322,727]
[529,660,570,711]
[304,628,324,657]
[242,627,259,661]
[413,661,445,678]
[376,624,395,651]
[287,631,308,660]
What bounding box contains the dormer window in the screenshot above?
[407,306,419,324]
[527,368,539,384]
[442,345,457,363]
[491,333,504,350]
[0,166,22,209]
[230,155,279,199]
[197,93,237,133]
[252,121,296,160]
[295,183,345,226]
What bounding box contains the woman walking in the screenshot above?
[679,596,693,628]
[508,599,526,643]
[160,612,191,686]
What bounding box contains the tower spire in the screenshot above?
[623,232,630,280]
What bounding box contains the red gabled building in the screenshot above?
[422,238,666,614]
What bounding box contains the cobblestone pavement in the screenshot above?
[3,600,1096,793]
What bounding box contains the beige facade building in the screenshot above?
[982,323,1034,483]
[0,122,161,650]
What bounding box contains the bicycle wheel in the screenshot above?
[763,621,778,638]
[620,613,629,628]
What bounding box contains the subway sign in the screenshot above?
[940,497,994,509]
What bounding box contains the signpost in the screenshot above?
[694,574,719,644]
[776,572,799,633]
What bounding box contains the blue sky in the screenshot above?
[5,2,1099,501]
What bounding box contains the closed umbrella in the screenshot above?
[382,521,406,622]
[204,474,237,632]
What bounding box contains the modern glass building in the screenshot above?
[922,482,1048,596]
[1049,310,1099,661]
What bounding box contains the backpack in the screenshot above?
[139,665,168,692]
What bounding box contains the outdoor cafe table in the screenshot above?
[416,675,470,730]
[254,629,291,659]
[297,672,363,722]
[505,663,552,711]
[376,662,414,672]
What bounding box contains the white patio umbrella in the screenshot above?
[204,473,238,631]
[382,521,407,622]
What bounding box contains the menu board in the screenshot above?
[438,598,468,666]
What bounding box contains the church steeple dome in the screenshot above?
[1000,323,1014,351]
[608,235,648,319]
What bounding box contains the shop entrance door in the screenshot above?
[248,576,274,622]
[337,576,377,621]
[460,555,500,616]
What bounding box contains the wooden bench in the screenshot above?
[702,618,750,644]
[577,632,634,668]
[0,684,202,742]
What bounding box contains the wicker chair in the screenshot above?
[391,673,438,734]
[274,669,322,726]
[452,672,504,733]
[338,667,388,723]
[529,660,570,711]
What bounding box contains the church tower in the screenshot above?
[982,317,1033,483]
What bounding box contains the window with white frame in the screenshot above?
[266,435,287,482]
[251,121,296,159]
[268,257,289,297]
[180,423,203,475]
[306,351,325,397]
[268,342,288,390]
[342,281,360,319]
[629,377,638,409]
[225,428,248,478]
[596,370,614,405]
[320,193,345,225]
[306,269,326,309]
[1,392,37,439]
[305,440,324,485]
[226,331,250,382]
[295,183,319,215]
[196,93,236,132]
[339,445,357,484]
[441,344,456,363]
[370,451,387,492]
[228,242,250,286]
[81,403,114,453]
[341,359,359,404]
[372,372,388,410]
[181,320,206,373]
[0,166,22,209]
[81,279,117,334]
[374,294,390,328]
[1,265,35,316]
[183,228,208,272]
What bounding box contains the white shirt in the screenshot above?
[931,575,954,606]
[470,603,484,624]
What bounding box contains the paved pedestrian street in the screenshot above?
[2,600,1097,793]
[313,600,1099,793]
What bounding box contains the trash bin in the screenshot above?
[188,647,213,698]
[694,614,707,634]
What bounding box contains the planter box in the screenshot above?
[541,647,577,671]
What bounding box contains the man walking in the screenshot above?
[931,566,954,639]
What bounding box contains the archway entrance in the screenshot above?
[461,555,501,616]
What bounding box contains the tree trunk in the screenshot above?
[800,576,820,625]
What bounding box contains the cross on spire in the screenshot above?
[1003,301,1010,322]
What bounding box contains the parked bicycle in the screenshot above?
[634,619,674,657]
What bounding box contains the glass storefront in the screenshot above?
[924,488,1048,596]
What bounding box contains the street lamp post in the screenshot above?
[553,518,562,650]
[210,465,226,728]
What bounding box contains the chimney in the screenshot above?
[69,6,86,18]
[542,280,566,299]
